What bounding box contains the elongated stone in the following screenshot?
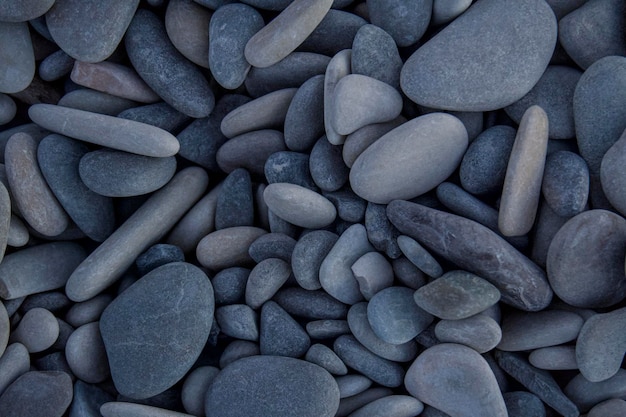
[292,230,338,290]
[542,150,589,217]
[29,104,180,158]
[324,49,351,145]
[435,315,502,353]
[350,395,424,417]
[165,0,211,69]
[284,75,326,152]
[217,130,287,176]
[0,343,30,396]
[0,22,34,94]
[566,369,626,412]
[196,226,267,270]
[264,183,336,228]
[0,181,10,261]
[57,89,136,116]
[0,371,73,417]
[245,0,334,68]
[125,9,214,118]
[66,167,208,302]
[498,310,583,351]
[0,0,55,22]
[387,200,552,311]
[298,9,366,56]
[529,345,578,370]
[601,129,626,216]
[351,24,402,89]
[38,50,74,82]
[100,402,195,417]
[117,102,190,134]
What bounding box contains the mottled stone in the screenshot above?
[365,202,402,258]
[367,0,432,47]
[165,0,211,68]
[0,371,72,417]
[248,233,296,263]
[260,301,310,357]
[601,129,626,216]
[528,345,578,370]
[245,258,291,309]
[498,310,583,351]
[435,315,502,353]
[323,189,366,221]
[0,0,54,22]
[305,344,347,375]
[541,150,589,217]
[284,75,325,152]
[292,230,338,290]
[216,304,259,341]
[299,9,366,56]
[197,226,267,271]
[264,151,317,190]
[351,251,394,300]
[69,380,114,417]
[0,22,35,93]
[351,24,402,89]
[503,391,546,417]
[400,0,557,111]
[264,183,336,228]
[65,322,109,384]
[215,169,254,230]
[117,102,190,134]
[310,136,349,192]
[274,287,348,320]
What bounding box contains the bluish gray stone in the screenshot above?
[39,50,74,82]
[69,380,115,417]
[245,258,291,309]
[118,102,190,134]
[260,301,310,358]
[298,9,367,56]
[284,75,326,152]
[397,235,443,278]
[310,136,350,192]
[292,230,338,290]
[335,374,372,398]
[217,130,287,176]
[215,168,254,230]
[135,244,184,276]
[364,203,402,259]
[352,24,402,89]
[211,267,250,306]
[541,150,589,217]
[323,189,367,223]
[367,0,433,47]
[216,304,259,341]
[21,292,71,315]
[305,344,348,375]
[565,369,626,413]
[264,151,317,190]
[306,320,350,340]
[274,287,348,320]
[219,340,259,369]
[0,371,73,417]
[336,388,394,417]
[0,21,35,94]
[392,257,427,290]
[0,0,54,22]
[248,233,296,263]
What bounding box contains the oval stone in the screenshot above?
[100,262,213,399]
[435,315,502,354]
[498,310,583,351]
[529,345,578,371]
[367,0,432,47]
[165,0,211,69]
[292,230,338,290]
[601,129,626,216]
[0,371,73,417]
[400,0,557,111]
[0,0,55,22]
[65,322,110,384]
[205,356,340,417]
[263,183,337,228]
[0,22,35,94]
[196,226,267,270]
[542,150,589,217]
[217,130,287,176]
[350,113,468,204]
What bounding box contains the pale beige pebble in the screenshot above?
[165,0,211,68]
[0,93,16,125]
[325,49,351,145]
[7,214,29,247]
[244,0,334,68]
[263,183,336,228]
[28,104,180,158]
[499,105,549,236]
[331,74,403,136]
[196,226,267,270]
[0,21,35,94]
[342,117,405,167]
[167,183,222,253]
[5,132,69,237]
[0,343,30,396]
[65,167,208,302]
[220,88,297,138]
[351,251,394,300]
[101,402,195,417]
[70,61,160,103]
[9,307,59,353]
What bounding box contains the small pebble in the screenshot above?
[215,168,254,230]
[541,150,589,217]
[181,366,219,417]
[0,94,16,125]
[367,0,431,47]
[351,251,394,300]
[588,398,626,417]
[503,391,546,417]
[0,343,30,396]
[211,267,250,306]
[284,75,325,152]
[248,233,296,263]
[0,21,35,93]
[306,319,351,340]
[264,182,337,228]
[434,315,502,353]
[215,304,259,342]
[10,307,59,353]
[0,371,73,417]
[324,49,351,145]
[351,24,402,89]
[397,235,443,278]
[216,130,287,176]
[65,322,110,384]
[498,310,583,351]
[197,226,266,270]
[528,345,578,371]
[274,287,348,320]
[336,388,394,417]
[310,136,350,192]
[260,300,310,357]
[264,151,317,190]
[305,343,348,375]
[165,0,211,69]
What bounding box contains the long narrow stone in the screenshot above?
[324,49,351,145]
[244,0,333,68]
[65,167,209,302]
[499,105,549,236]
[100,402,195,417]
[28,104,180,157]
[0,21,34,94]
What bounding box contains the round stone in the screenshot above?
[0,371,73,417]
[65,322,110,384]
[9,307,59,353]
[335,375,372,398]
[542,150,589,217]
[260,301,310,357]
[263,183,337,228]
[298,9,366,56]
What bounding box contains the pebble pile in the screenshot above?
[0,0,625,416]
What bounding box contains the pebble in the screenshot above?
[292,230,338,290]
[67,168,208,302]
[406,343,507,417]
[350,395,424,417]
[46,0,138,62]
[57,89,137,116]
[503,391,546,417]
[21,292,70,316]
[0,343,30,395]
[260,300,310,357]
[65,294,113,328]
[336,388,394,417]
[65,322,110,384]
[530,199,570,267]
[435,315,502,353]
[219,340,260,369]
[264,151,317,191]
[100,402,195,417]
[347,302,418,362]
[0,371,73,417]
[217,130,287,176]
[0,0,54,22]
[397,235,443,278]
[29,104,180,157]
[588,398,626,417]
[558,0,626,69]
[342,118,405,168]
[274,287,348,320]
[118,102,190,134]
[244,0,333,68]
[601,128,626,216]
[498,105,549,237]
[305,343,348,375]
[284,75,325,152]
[414,270,501,320]
[334,335,405,387]
[125,9,214,118]
[368,287,433,345]
[364,203,402,258]
[306,319,350,340]
[215,304,259,341]
[529,345,578,371]
[197,226,266,271]
[135,244,184,276]
[10,307,59,353]
[100,262,214,399]
[7,215,29,247]
[263,183,337,228]
[324,190,366,223]
[505,66,581,139]
[0,94,16,125]
[215,168,254,230]
[566,369,626,412]
[350,113,468,204]
[209,3,263,89]
[331,74,403,136]
[245,258,291,309]
[367,0,432,47]
[245,52,330,98]
[547,209,626,308]
[248,233,295,263]
[350,251,394,300]
[400,0,556,111]
[541,150,589,217]
[351,24,402,89]
[181,366,219,416]
[496,351,579,417]
[298,9,366,56]
[432,0,473,25]
[310,136,349,192]
[165,0,211,69]
[69,380,115,417]
[0,22,35,93]
[211,267,249,306]
[573,56,626,208]
[336,374,372,398]
[324,49,351,145]
[387,200,553,311]
[0,302,7,356]
[498,310,583,351]
[206,356,340,417]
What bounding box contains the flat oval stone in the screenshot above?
[387,200,553,311]
[306,319,350,340]
[125,9,214,118]
[264,183,337,228]
[217,130,287,176]
[588,398,626,417]
[335,375,371,398]
[37,134,115,242]
[397,235,443,278]
[405,343,507,417]
[528,345,578,370]
[499,105,549,237]
[298,9,365,56]
[498,310,583,351]
[0,94,16,125]
[400,0,557,111]
[310,136,349,192]
[367,0,432,47]
[36,49,72,82]
[6,132,69,236]
[351,24,402,89]
[100,402,195,417]
[57,89,136,116]
[284,74,325,152]
[324,49,351,146]
[29,104,180,157]
[351,113,468,204]
[0,371,72,417]
[292,230,338,290]
[0,0,54,22]
[331,74,403,136]
[244,0,334,68]
[100,262,214,399]
[0,22,35,93]
[65,294,113,328]
[305,343,346,375]
[547,209,626,308]
[342,118,405,168]
[46,0,138,63]
[505,66,581,139]
[368,287,433,345]
[542,150,589,217]
[432,0,472,25]
[206,355,339,417]
[565,369,626,413]
[197,226,267,270]
[414,270,501,320]
[65,322,109,384]
[10,307,59,353]
[503,391,546,417]
[274,287,348,320]
[264,151,317,190]
[245,258,291,309]
[165,0,211,69]
[351,251,394,300]
[602,129,626,216]
[181,366,219,416]
[350,395,424,417]
[118,102,190,134]
[209,3,263,89]
[435,315,502,353]
[336,387,394,417]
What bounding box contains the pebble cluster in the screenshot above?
[0,0,625,416]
